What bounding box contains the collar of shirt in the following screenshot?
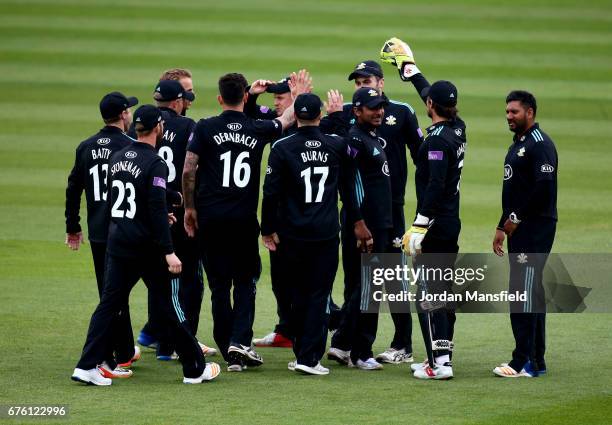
[355,121,378,137]
[296,125,322,136]
[133,141,156,152]
[159,106,178,117]
[426,120,452,135]
[513,122,540,143]
[101,125,125,134]
[221,110,245,118]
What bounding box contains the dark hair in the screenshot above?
[506,90,537,116]
[134,123,154,135]
[219,73,248,106]
[432,102,458,120]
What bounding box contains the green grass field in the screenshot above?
[1,0,611,424]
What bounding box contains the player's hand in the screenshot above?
[165,253,182,274]
[289,69,312,99]
[493,228,505,256]
[262,233,280,252]
[401,225,428,256]
[168,213,177,226]
[65,232,83,251]
[184,208,198,238]
[325,90,344,114]
[380,37,420,81]
[502,219,518,236]
[249,79,274,95]
[354,220,373,253]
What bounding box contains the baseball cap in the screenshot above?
[153,80,195,102]
[348,60,384,81]
[294,93,323,120]
[421,80,458,107]
[352,87,388,109]
[133,105,163,131]
[266,76,291,94]
[99,91,138,119]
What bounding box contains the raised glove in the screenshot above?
[380,37,421,81]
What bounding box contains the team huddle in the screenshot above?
[65,37,558,385]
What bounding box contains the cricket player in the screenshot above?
[65,91,141,372]
[134,80,216,360]
[182,71,311,371]
[72,105,220,385]
[381,37,466,380]
[246,75,346,348]
[260,93,360,375]
[492,90,558,378]
[327,87,393,371]
[246,75,298,348]
[325,60,423,364]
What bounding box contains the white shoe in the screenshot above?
[493,363,534,378]
[227,363,246,372]
[288,361,296,371]
[413,364,453,380]
[98,362,133,379]
[228,344,263,366]
[376,348,414,364]
[294,362,329,375]
[198,342,218,357]
[71,367,112,386]
[183,362,221,384]
[355,358,384,370]
[411,359,429,372]
[327,347,350,365]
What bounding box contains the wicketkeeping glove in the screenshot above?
[380,37,421,81]
[401,225,428,256]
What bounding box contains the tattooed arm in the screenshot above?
[182,151,199,237]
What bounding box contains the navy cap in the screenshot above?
[154,80,195,102]
[294,93,323,120]
[421,80,458,107]
[348,60,384,80]
[352,87,387,109]
[133,105,163,131]
[99,91,138,119]
[266,76,291,94]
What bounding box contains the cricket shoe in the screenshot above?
[411,359,453,372]
[288,361,296,371]
[294,362,330,375]
[71,367,112,386]
[493,362,536,378]
[411,358,429,372]
[228,344,264,367]
[98,362,133,379]
[183,362,221,384]
[252,332,293,348]
[117,346,141,368]
[355,358,384,371]
[376,348,414,364]
[413,363,453,380]
[198,342,218,357]
[227,359,247,372]
[327,347,350,365]
[137,331,157,349]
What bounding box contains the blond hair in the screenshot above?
[159,68,192,81]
